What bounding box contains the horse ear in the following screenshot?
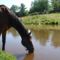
[28,29,32,36]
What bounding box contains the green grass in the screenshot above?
[22,13,60,30]
[0,50,16,60]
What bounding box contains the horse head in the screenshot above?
[21,30,34,54]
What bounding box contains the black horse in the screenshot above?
[0,5,34,53]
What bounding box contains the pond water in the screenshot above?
[0,28,60,60]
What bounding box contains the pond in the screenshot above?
[0,28,60,60]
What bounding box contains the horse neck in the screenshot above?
[11,18,28,38]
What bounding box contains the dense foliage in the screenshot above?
[10,3,28,17]
[51,0,60,12]
[29,0,49,14]
[10,0,60,16]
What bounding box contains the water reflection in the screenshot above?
[23,53,34,60]
[52,30,60,47]
[32,30,60,48]
[0,28,60,60]
[8,27,19,37]
[32,30,50,46]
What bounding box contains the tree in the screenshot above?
[19,3,27,17]
[10,4,28,17]
[52,0,60,12]
[30,0,49,14]
[10,5,20,13]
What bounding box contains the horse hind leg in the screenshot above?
[2,31,6,51]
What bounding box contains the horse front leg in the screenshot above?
[2,31,6,51]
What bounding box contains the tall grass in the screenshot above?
[0,50,16,60]
[22,13,60,25]
[22,13,60,30]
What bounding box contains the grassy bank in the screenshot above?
[0,50,16,60]
[22,13,60,30]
